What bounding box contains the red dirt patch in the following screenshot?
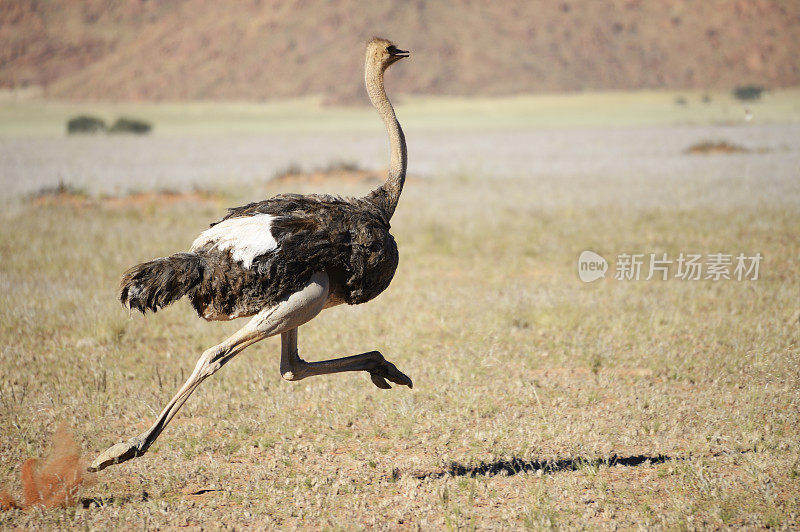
[685,141,750,155]
[30,188,219,208]
[0,424,95,511]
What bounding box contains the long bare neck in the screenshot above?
[364,63,406,220]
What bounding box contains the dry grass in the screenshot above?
[0,125,799,529]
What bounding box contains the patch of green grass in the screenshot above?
[1,88,799,137]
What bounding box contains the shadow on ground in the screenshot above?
[413,454,672,480]
[80,491,149,508]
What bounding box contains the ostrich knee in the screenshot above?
[281,370,303,382]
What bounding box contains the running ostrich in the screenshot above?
[90,38,412,472]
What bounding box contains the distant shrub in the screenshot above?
[30,180,88,201]
[273,163,303,180]
[321,160,362,173]
[108,117,152,134]
[733,85,764,101]
[701,93,712,104]
[674,96,688,106]
[66,115,106,134]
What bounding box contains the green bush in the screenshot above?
[733,85,765,101]
[108,117,152,134]
[66,115,107,134]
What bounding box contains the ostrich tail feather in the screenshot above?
[119,253,205,313]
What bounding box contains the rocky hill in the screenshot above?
[2,0,798,102]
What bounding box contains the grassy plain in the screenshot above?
[2,88,800,137]
[0,95,799,529]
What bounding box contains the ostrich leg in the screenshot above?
[279,327,413,389]
[89,272,331,472]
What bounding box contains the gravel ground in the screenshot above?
[2,123,798,202]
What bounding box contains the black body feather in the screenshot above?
[120,193,399,320]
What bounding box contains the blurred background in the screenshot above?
[3,0,799,100]
[1,0,799,197]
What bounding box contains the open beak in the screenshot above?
[388,46,410,59]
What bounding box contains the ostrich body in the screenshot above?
[90,38,412,472]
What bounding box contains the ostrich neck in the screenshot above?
[364,66,406,220]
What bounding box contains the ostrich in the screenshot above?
[89,38,412,472]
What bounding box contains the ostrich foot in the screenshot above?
[369,358,413,389]
[88,436,146,472]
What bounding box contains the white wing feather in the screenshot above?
[190,214,278,269]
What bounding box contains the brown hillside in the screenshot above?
[2,0,799,102]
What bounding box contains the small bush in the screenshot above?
[733,85,765,101]
[66,115,106,134]
[273,163,303,180]
[321,160,362,173]
[31,180,88,200]
[108,117,152,134]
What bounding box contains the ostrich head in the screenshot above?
[366,37,409,73]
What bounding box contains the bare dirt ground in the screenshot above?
[0,122,799,529]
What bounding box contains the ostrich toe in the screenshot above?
[369,359,413,389]
[88,436,146,472]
